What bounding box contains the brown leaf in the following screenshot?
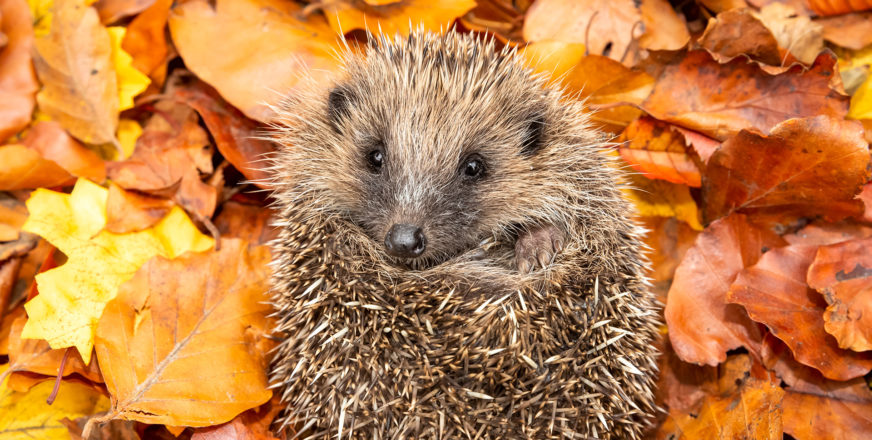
[94,239,273,426]
[168,0,343,122]
[702,116,870,224]
[0,0,38,143]
[94,0,155,24]
[33,0,118,145]
[459,0,530,46]
[783,391,872,440]
[64,416,140,440]
[757,3,824,65]
[0,144,75,190]
[214,201,276,246]
[698,9,781,66]
[105,183,174,234]
[637,0,689,51]
[169,76,276,186]
[665,214,785,366]
[640,50,848,141]
[122,0,172,82]
[522,0,641,63]
[638,216,699,298]
[618,117,702,187]
[808,237,872,352]
[191,399,281,440]
[784,221,872,247]
[659,377,784,440]
[816,12,872,50]
[728,244,872,380]
[655,339,718,414]
[23,121,106,182]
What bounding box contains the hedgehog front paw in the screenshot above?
[515,225,565,273]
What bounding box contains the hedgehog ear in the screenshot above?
[520,109,546,156]
[327,86,353,131]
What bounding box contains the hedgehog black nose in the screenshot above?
[385,224,426,258]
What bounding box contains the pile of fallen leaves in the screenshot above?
[2,0,872,438]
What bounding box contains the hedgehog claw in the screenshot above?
[515,225,565,273]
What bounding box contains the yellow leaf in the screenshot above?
[849,74,872,120]
[0,365,110,439]
[107,27,151,111]
[21,178,214,363]
[116,118,142,160]
[625,174,704,230]
[27,0,52,38]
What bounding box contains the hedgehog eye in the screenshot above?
[366,148,384,173]
[461,155,486,180]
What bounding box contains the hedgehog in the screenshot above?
[266,31,661,439]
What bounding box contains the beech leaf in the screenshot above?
[0,0,39,143]
[323,0,476,37]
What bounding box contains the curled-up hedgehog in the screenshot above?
[267,31,661,440]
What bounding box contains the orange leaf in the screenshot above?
[105,183,174,234]
[6,316,103,383]
[728,244,872,380]
[169,0,343,122]
[637,0,689,51]
[323,0,476,37]
[459,0,530,46]
[817,12,872,51]
[702,116,870,224]
[33,0,119,145]
[660,377,784,440]
[0,0,38,143]
[783,392,872,440]
[618,117,702,187]
[94,239,273,427]
[665,214,785,366]
[94,0,155,23]
[808,237,872,352]
[809,0,872,16]
[23,121,106,183]
[0,144,74,190]
[637,216,699,300]
[169,78,276,186]
[523,0,641,63]
[214,201,276,246]
[121,0,172,81]
[641,50,848,141]
[191,400,282,440]
[625,174,703,230]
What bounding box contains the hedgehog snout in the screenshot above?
[384,223,427,258]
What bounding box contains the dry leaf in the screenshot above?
[757,3,824,65]
[105,183,174,234]
[121,0,171,81]
[783,391,872,440]
[808,237,872,352]
[6,316,103,383]
[0,144,75,190]
[702,116,870,224]
[94,0,154,23]
[93,239,273,427]
[618,117,701,187]
[459,0,530,46]
[655,339,718,414]
[21,178,213,363]
[0,0,38,143]
[808,0,872,15]
[625,174,702,230]
[214,200,276,246]
[641,50,848,141]
[32,0,119,145]
[191,399,282,440]
[698,9,781,66]
[322,0,476,37]
[169,0,343,122]
[23,121,106,182]
[523,0,641,63]
[665,214,785,366]
[64,416,140,440]
[816,12,872,50]
[107,26,151,111]
[728,244,872,380]
[0,365,111,439]
[638,0,689,51]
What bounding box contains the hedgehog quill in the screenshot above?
[267,31,661,439]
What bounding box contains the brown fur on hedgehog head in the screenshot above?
[269,32,627,271]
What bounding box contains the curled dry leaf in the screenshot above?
[658,377,784,440]
[169,77,276,186]
[23,121,106,182]
[756,3,823,66]
[816,12,872,51]
[702,116,871,224]
[665,214,785,366]
[169,0,343,122]
[0,366,111,439]
[637,0,689,51]
[0,0,38,143]
[523,0,641,63]
[459,0,531,46]
[21,179,213,363]
[618,117,701,187]
[641,50,848,141]
[697,9,781,66]
[64,417,140,440]
[33,0,119,145]
[808,237,872,352]
[93,239,273,427]
[728,244,872,380]
[322,0,476,37]
[0,144,74,190]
